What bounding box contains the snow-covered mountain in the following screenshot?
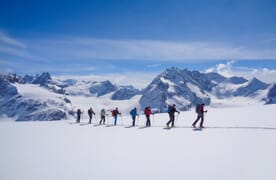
[1,73,25,84]
[139,67,271,112]
[266,84,276,104]
[139,67,211,112]
[228,76,248,84]
[111,86,140,100]
[233,78,269,97]
[0,75,73,121]
[0,67,274,120]
[89,80,117,97]
[32,72,52,86]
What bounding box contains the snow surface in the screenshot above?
[186,82,206,98]
[1,104,276,180]
[160,77,176,93]
[68,93,142,118]
[15,83,66,104]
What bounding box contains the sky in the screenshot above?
[1,0,276,85]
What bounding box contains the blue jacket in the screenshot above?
[130,108,137,117]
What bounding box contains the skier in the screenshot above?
[192,103,207,128]
[144,106,153,127]
[76,109,81,123]
[112,107,121,125]
[88,107,95,124]
[99,109,106,124]
[130,107,138,126]
[166,104,180,127]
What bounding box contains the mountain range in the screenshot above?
[0,67,275,121]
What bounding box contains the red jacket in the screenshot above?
[144,108,152,116]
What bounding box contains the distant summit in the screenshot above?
[139,67,211,112]
[89,80,117,97]
[33,72,52,86]
[233,78,268,97]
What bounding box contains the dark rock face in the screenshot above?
[233,78,268,97]
[33,72,52,86]
[266,84,276,104]
[0,73,24,84]
[111,86,140,100]
[89,80,117,97]
[228,76,248,84]
[0,75,18,97]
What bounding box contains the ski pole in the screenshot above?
[106,115,111,125]
[81,110,84,123]
[95,115,98,124]
[175,113,179,127]
[144,116,147,127]
[137,115,139,126]
[120,115,123,126]
[152,114,155,126]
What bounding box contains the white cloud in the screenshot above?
[0,31,47,62]
[0,32,26,49]
[26,37,276,61]
[205,60,235,77]
[205,61,276,83]
[53,72,158,89]
[240,68,276,84]
[146,64,162,68]
[0,46,33,59]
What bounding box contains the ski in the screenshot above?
[125,125,137,128]
[94,124,105,127]
[79,123,92,126]
[193,127,203,131]
[138,126,150,129]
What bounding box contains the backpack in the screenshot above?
[144,107,148,114]
[101,109,105,116]
[130,109,134,115]
[167,105,172,114]
[195,104,200,114]
[112,110,115,116]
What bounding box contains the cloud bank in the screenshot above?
[27,38,276,61]
[1,31,276,63]
[205,61,276,83]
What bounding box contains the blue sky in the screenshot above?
[1,0,276,83]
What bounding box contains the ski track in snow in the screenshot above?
[1,104,276,180]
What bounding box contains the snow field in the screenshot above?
[1,104,276,180]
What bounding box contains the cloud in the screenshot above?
[0,32,26,49]
[1,30,276,64]
[53,72,158,89]
[206,60,235,77]
[205,61,276,83]
[146,63,162,68]
[1,32,276,79]
[25,37,276,62]
[0,46,34,59]
[241,68,276,84]
[0,31,46,61]
[262,37,276,44]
